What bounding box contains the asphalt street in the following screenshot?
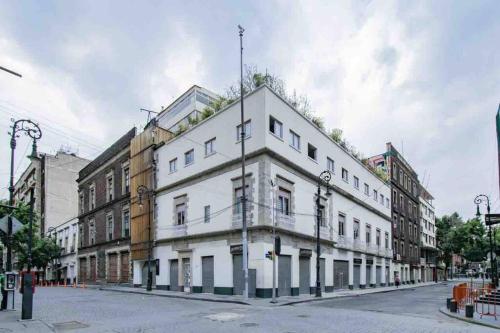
[0,283,496,333]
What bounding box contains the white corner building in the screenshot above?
[134,85,393,297]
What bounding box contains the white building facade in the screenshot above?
[134,86,393,297]
[47,218,79,284]
[419,186,437,282]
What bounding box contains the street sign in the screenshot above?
[485,214,500,226]
[0,215,24,234]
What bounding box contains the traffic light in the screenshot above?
[275,236,281,255]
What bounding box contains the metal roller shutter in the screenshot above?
[376,266,382,286]
[278,255,292,296]
[333,260,349,290]
[170,259,178,291]
[299,257,310,294]
[202,256,214,293]
[353,265,361,288]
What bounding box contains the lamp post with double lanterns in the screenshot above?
[475,194,498,287]
[2,118,41,314]
[137,185,154,291]
[315,170,332,297]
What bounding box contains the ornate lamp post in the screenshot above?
[3,119,41,313]
[315,170,332,297]
[475,194,497,287]
[137,185,154,291]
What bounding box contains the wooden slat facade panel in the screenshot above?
[130,124,173,261]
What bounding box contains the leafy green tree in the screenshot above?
[459,218,489,262]
[0,199,61,271]
[436,212,464,279]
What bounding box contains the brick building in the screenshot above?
[77,128,136,284]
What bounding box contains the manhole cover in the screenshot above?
[52,321,89,331]
[240,323,259,327]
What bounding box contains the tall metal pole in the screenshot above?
[475,194,497,287]
[270,180,277,303]
[238,24,249,299]
[147,194,153,291]
[22,187,35,320]
[315,182,321,297]
[6,129,16,272]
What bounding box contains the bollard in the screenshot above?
[447,298,452,309]
[450,299,458,313]
[465,303,474,318]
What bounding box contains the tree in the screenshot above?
[436,212,464,279]
[459,218,489,263]
[0,200,61,271]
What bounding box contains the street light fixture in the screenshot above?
[474,194,497,287]
[316,170,332,297]
[137,184,154,292]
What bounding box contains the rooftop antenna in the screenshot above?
[422,169,427,187]
[426,173,431,189]
[140,108,159,124]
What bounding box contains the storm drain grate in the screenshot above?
[52,321,89,331]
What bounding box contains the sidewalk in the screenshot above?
[0,310,53,333]
[100,281,442,307]
[439,307,500,330]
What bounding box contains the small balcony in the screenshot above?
[276,214,294,230]
[353,239,366,252]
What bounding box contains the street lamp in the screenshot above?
[3,118,41,313]
[316,170,332,297]
[475,194,497,287]
[137,185,154,292]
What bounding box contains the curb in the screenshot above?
[99,287,251,306]
[438,307,500,330]
[280,282,445,306]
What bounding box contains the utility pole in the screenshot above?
[238,24,249,299]
[137,185,154,291]
[315,170,332,297]
[475,194,497,287]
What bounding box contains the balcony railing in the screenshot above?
[335,236,353,250]
[276,214,295,230]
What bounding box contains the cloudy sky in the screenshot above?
[0,1,498,218]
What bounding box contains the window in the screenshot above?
[386,198,390,208]
[380,194,384,205]
[106,213,114,241]
[184,149,194,166]
[393,190,397,206]
[106,172,114,202]
[89,184,96,210]
[392,162,397,180]
[79,192,84,214]
[307,143,317,160]
[176,203,186,225]
[235,186,248,215]
[327,157,335,173]
[269,116,283,138]
[342,168,349,182]
[89,219,95,245]
[122,208,130,238]
[277,188,291,216]
[400,218,405,236]
[79,225,84,248]
[376,229,381,247]
[394,240,398,254]
[353,176,359,189]
[401,243,405,256]
[236,120,251,140]
[169,158,177,173]
[364,183,369,196]
[414,225,418,240]
[373,190,378,202]
[72,231,76,252]
[318,203,326,227]
[399,170,403,185]
[338,214,345,236]
[366,224,371,244]
[122,164,130,194]
[204,205,210,223]
[289,130,301,150]
[385,232,389,249]
[400,195,404,210]
[205,138,216,156]
[353,219,360,239]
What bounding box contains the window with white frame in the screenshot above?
[79,225,84,248]
[385,232,389,249]
[338,214,345,236]
[122,207,130,238]
[353,219,360,239]
[184,149,194,166]
[376,229,381,247]
[380,194,384,205]
[353,176,359,189]
[122,163,130,194]
[289,130,300,150]
[269,116,283,138]
[236,120,251,140]
[373,189,378,202]
[204,205,210,223]
[342,168,348,182]
[169,158,177,173]
[327,157,335,173]
[366,224,371,243]
[277,188,291,216]
[205,138,216,156]
[106,213,114,241]
[176,203,186,225]
[364,183,369,195]
[89,184,96,210]
[106,171,114,202]
[386,198,390,208]
[307,143,317,160]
